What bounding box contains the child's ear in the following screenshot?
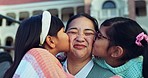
[45,36,55,48]
[110,46,123,58]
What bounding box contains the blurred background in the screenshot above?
[0,0,148,59]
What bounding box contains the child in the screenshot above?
[93,17,148,78]
[4,11,74,78]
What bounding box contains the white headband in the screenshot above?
[40,11,51,45]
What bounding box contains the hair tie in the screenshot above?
[135,32,148,46]
[40,11,51,46]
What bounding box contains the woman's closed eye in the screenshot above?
[67,28,95,37]
[84,31,95,36]
[67,30,78,35]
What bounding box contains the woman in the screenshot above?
[63,13,115,78]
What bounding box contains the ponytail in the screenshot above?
[143,45,148,78]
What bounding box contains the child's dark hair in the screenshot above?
[100,17,148,77]
[65,13,99,33]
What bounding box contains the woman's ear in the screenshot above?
[110,46,123,58]
[45,36,56,48]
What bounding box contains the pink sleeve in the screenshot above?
[27,48,74,78]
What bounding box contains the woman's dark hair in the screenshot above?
[4,14,64,78]
[100,17,148,77]
[65,13,99,33]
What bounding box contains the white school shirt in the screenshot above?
[63,59,94,78]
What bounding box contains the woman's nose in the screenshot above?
[75,34,85,42]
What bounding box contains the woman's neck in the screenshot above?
[67,56,91,75]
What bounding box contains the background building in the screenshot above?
[0,0,84,58]
[89,0,148,31]
[0,0,84,49]
[1,0,148,57]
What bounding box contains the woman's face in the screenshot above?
[56,27,70,52]
[66,17,96,59]
[92,26,110,58]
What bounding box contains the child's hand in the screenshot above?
[110,75,123,78]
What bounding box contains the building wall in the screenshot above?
[90,0,148,32]
[134,0,148,32]
[90,0,128,26]
[84,0,91,14]
[128,0,136,20]
[0,0,49,5]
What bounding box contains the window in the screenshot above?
[135,1,147,16]
[6,13,16,26]
[33,10,43,15]
[0,18,2,26]
[0,40,1,45]
[48,9,58,17]
[19,12,29,21]
[101,1,118,18]
[62,7,74,22]
[5,37,13,46]
[5,37,13,52]
[102,1,116,9]
[77,6,84,14]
